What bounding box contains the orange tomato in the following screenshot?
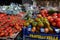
[31,27,36,32]
[44,28,49,33]
[0,32,5,37]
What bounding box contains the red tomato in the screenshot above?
[49,18,54,22]
[57,13,60,18]
[14,29,17,33]
[47,16,54,22]
[0,32,5,37]
[41,13,46,17]
[56,22,60,28]
[47,16,52,20]
[52,13,57,16]
[0,28,5,30]
[52,16,58,19]
[10,23,14,26]
[40,9,48,17]
[9,29,13,33]
[52,22,56,26]
[0,30,2,32]
[55,18,60,22]
[4,30,8,36]
[5,32,8,37]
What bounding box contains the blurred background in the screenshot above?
[0,0,60,7]
[0,0,22,5]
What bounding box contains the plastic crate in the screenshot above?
[23,27,60,40]
[0,32,23,40]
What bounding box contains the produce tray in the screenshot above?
[0,32,19,40]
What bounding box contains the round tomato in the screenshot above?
[52,13,57,16]
[51,22,56,26]
[31,27,36,32]
[55,18,60,22]
[44,28,49,33]
[56,22,60,28]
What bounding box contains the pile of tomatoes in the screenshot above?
[0,12,25,37]
[39,9,60,28]
[47,13,60,28]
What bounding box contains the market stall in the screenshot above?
[0,0,60,40]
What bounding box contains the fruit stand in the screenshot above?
[22,7,60,40]
[0,0,60,40]
[0,3,27,40]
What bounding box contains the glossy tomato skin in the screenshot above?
[55,18,60,22]
[49,18,54,22]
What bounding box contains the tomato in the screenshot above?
[0,13,24,37]
[0,28,5,30]
[0,32,5,37]
[10,23,14,26]
[57,13,60,18]
[47,16,52,20]
[4,30,8,36]
[9,29,13,33]
[6,28,10,32]
[31,27,36,32]
[5,32,8,37]
[41,13,46,17]
[14,29,17,33]
[44,28,49,33]
[52,13,57,16]
[15,24,20,30]
[40,9,48,17]
[55,18,60,22]
[52,16,58,19]
[51,22,56,26]
[0,30,2,32]
[49,18,54,22]
[47,16,54,22]
[56,22,60,28]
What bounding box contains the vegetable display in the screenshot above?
[0,12,25,37]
